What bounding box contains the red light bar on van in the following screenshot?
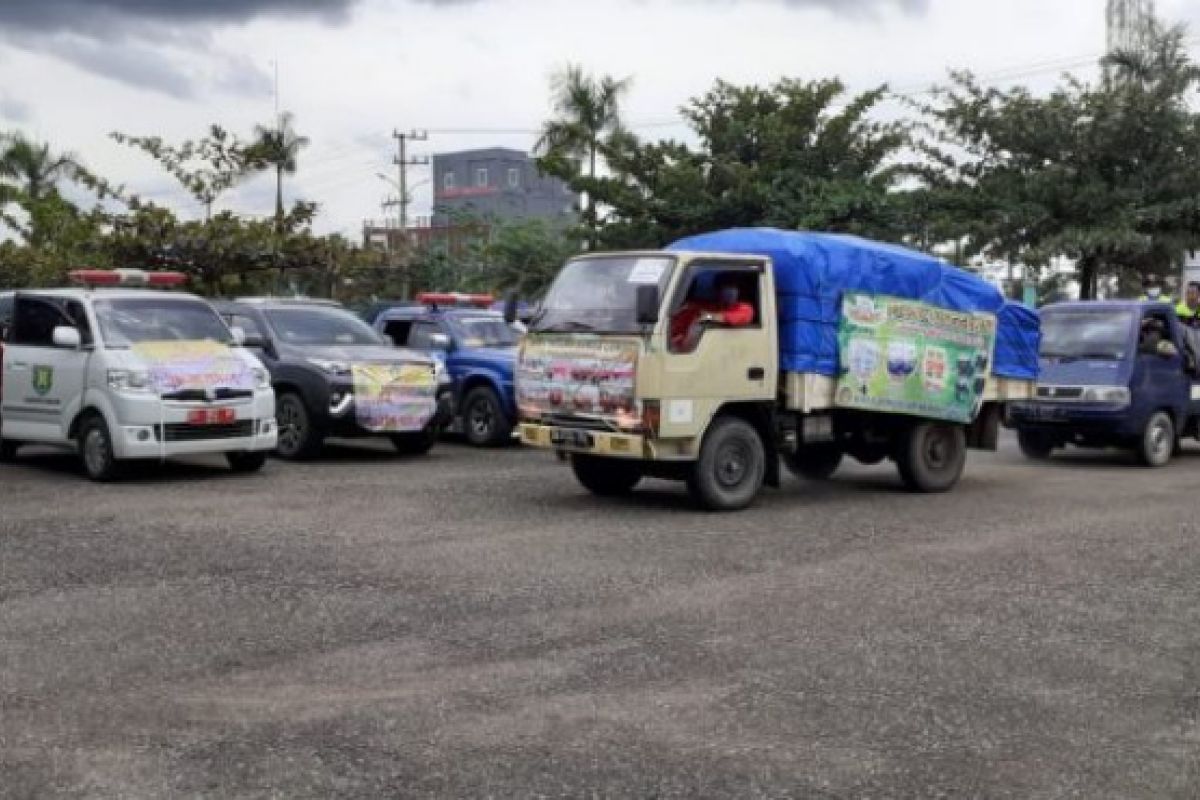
[416,292,494,308]
[69,269,188,288]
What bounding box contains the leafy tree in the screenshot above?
[245,112,310,234]
[535,65,631,245]
[546,78,912,250]
[487,218,577,297]
[0,133,78,203]
[917,25,1200,298]
[110,126,253,220]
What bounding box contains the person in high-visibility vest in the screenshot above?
[1176,281,1200,328]
[1140,275,1172,303]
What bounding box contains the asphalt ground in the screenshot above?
[2,434,1199,798]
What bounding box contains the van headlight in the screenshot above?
[1082,386,1131,406]
[434,359,450,385]
[107,368,153,393]
[252,367,271,390]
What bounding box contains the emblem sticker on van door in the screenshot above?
[31,365,53,396]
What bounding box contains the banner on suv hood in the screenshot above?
[351,363,437,432]
[132,340,256,395]
[516,335,638,420]
[836,293,997,424]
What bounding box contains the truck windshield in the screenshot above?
[451,315,519,348]
[531,255,675,334]
[264,306,384,346]
[1041,309,1133,360]
[94,298,233,348]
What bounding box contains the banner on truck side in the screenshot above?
[132,340,256,395]
[351,363,437,432]
[835,294,997,424]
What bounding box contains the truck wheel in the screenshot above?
[1017,430,1054,460]
[391,425,438,456]
[784,445,843,480]
[688,416,766,511]
[79,413,121,482]
[1138,411,1175,467]
[226,451,267,473]
[895,422,966,493]
[463,386,511,447]
[275,392,323,460]
[571,454,642,496]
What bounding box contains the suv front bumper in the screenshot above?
[110,390,278,459]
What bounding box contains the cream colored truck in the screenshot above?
[516,250,1034,511]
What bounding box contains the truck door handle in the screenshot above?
[748,367,765,380]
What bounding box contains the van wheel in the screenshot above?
[463,386,511,447]
[275,392,323,460]
[784,445,843,480]
[688,416,766,511]
[1018,429,1054,460]
[0,437,18,462]
[571,454,642,496]
[1138,411,1175,467]
[226,451,267,473]
[79,414,121,482]
[895,422,966,493]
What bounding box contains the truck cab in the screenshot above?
[0,271,278,480]
[374,293,519,447]
[1010,300,1200,465]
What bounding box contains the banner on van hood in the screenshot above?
[131,340,256,394]
[516,335,639,421]
[351,362,438,432]
[836,294,997,424]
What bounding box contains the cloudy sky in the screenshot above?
[2,0,1199,238]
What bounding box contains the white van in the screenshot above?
[0,271,277,480]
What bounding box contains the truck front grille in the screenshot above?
[1036,385,1085,401]
[154,421,254,442]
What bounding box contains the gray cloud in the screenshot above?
[0,1,357,33]
[0,93,33,124]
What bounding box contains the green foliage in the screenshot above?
[111,125,253,218]
[244,112,311,231]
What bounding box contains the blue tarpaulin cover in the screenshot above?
[668,228,1040,381]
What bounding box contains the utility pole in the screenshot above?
[390,129,429,299]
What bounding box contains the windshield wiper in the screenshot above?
[536,320,597,333]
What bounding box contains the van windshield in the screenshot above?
[1040,309,1133,360]
[531,256,675,335]
[95,298,232,348]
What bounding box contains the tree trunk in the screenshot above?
[275,165,284,234]
[586,142,597,251]
[1079,254,1099,300]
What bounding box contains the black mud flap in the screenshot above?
[967,402,1002,451]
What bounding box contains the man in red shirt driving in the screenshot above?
[669,275,755,351]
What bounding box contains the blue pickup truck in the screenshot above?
[371,295,518,447]
[1010,300,1200,466]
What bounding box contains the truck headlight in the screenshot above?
[252,367,271,390]
[107,368,152,393]
[433,359,450,385]
[1082,386,1130,406]
[306,358,351,376]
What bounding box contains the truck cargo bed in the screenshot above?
[783,372,1034,414]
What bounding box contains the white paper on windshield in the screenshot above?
[626,258,668,285]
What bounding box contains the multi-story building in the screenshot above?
[432,148,576,226]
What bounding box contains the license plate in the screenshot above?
[550,428,594,448]
[186,407,236,425]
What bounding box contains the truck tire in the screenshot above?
[275,392,323,460]
[226,451,267,473]
[895,421,966,493]
[571,454,642,496]
[462,386,511,447]
[79,413,121,482]
[784,445,843,480]
[1017,429,1054,461]
[1137,411,1175,467]
[687,416,766,511]
[391,424,438,456]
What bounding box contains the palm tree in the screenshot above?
[535,66,631,245]
[247,112,310,234]
[0,133,77,202]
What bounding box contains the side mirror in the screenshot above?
[635,285,660,326]
[503,290,519,324]
[52,326,81,349]
[230,326,247,346]
[429,333,452,351]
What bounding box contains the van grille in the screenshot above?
[160,388,253,402]
[1036,385,1085,400]
[154,421,254,442]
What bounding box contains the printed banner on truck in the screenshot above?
[516,335,639,421]
[131,340,256,395]
[836,294,997,424]
[351,363,437,432]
